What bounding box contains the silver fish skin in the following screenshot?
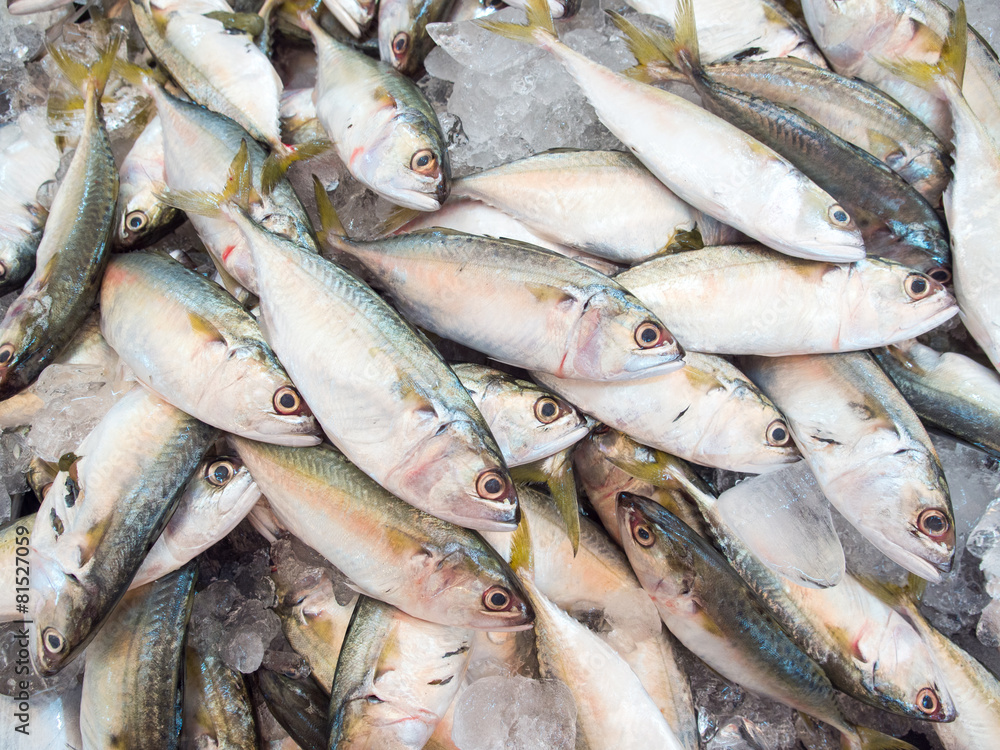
[117,115,183,249]
[328,596,473,750]
[615,245,957,356]
[534,352,799,473]
[80,564,196,750]
[29,387,217,675]
[256,669,330,750]
[0,110,59,295]
[448,149,729,264]
[453,363,589,467]
[181,644,257,750]
[150,84,317,295]
[238,211,517,531]
[480,1,866,264]
[874,340,1000,457]
[270,537,359,693]
[308,16,450,210]
[322,0,379,38]
[0,515,33,622]
[623,0,826,65]
[0,41,118,401]
[233,438,534,632]
[130,454,261,588]
[326,230,684,381]
[100,252,321,446]
[741,352,955,582]
[683,58,952,206]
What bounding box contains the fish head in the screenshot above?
[391,417,520,531]
[413,538,534,631]
[687,367,801,472]
[565,287,683,380]
[333,682,439,749]
[116,184,181,250]
[207,346,321,446]
[858,260,956,341]
[616,492,698,612]
[0,297,46,399]
[866,613,956,722]
[378,0,418,74]
[787,181,865,261]
[362,109,450,211]
[477,375,588,466]
[29,546,94,676]
[0,233,39,295]
[834,452,955,581]
[174,454,260,535]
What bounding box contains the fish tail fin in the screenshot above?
[374,205,422,237]
[111,58,167,91]
[605,11,676,84]
[880,0,966,90]
[842,727,918,750]
[260,139,331,194]
[47,30,122,101]
[158,140,258,218]
[854,572,928,613]
[311,175,348,238]
[477,0,557,48]
[669,0,702,79]
[509,511,534,577]
[511,450,580,555]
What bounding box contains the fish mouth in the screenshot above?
[865,533,950,583]
[235,427,322,447]
[452,495,520,532]
[514,423,591,466]
[890,302,958,342]
[620,354,686,378]
[385,187,444,212]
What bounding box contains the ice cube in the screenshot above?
[452,675,576,750]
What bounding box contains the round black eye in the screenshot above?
[477,470,507,500]
[634,321,663,349]
[904,273,932,300]
[828,205,850,225]
[392,31,409,57]
[918,509,950,538]
[273,386,308,416]
[0,343,14,365]
[483,585,512,611]
[125,211,148,232]
[410,149,437,174]
[916,688,940,715]
[633,522,655,547]
[43,627,66,654]
[206,458,236,486]
[534,397,561,424]
[927,266,951,284]
[766,420,791,447]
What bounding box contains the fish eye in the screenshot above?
[917,509,950,539]
[476,470,508,501]
[766,420,792,447]
[0,343,14,365]
[533,397,562,424]
[483,585,513,611]
[916,688,940,715]
[410,149,438,175]
[392,31,410,57]
[634,321,664,349]
[206,458,237,486]
[125,211,148,233]
[904,273,933,300]
[273,386,308,416]
[43,627,66,654]
[365,694,385,704]
[927,266,951,284]
[632,522,655,547]
[828,205,851,226]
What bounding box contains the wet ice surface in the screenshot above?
[452,675,577,750]
[944,0,1000,48]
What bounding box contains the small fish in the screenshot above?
[256,669,329,750]
[379,0,457,75]
[328,596,473,749]
[534,352,799,473]
[307,15,451,210]
[453,363,589,466]
[116,115,184,249]
[79,564,196,750]
[181,644,257,749]
[615,244,957,355]
[100,251,321,446]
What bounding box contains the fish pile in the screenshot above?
[0,0,999,748]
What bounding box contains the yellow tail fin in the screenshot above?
[260,138,331,195]
[880,0,967,90]
[158,140,258,218]
[477,0,557,47]
[311,175,347,238]
[509,512,534,576]
[47,30,123,101]
[511,451,580,556]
